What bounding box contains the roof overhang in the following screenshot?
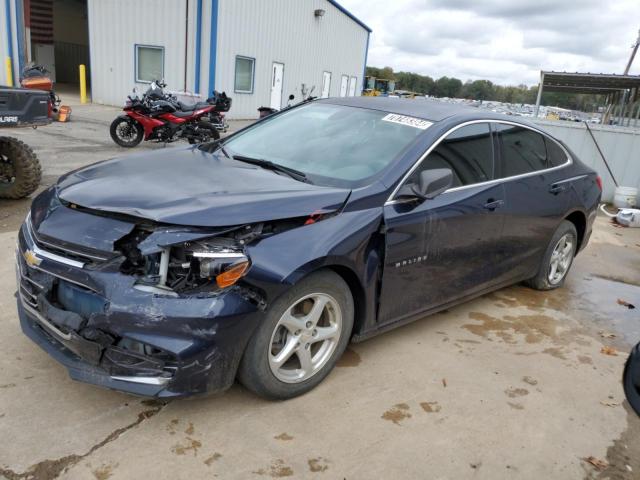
[540,71,640,95]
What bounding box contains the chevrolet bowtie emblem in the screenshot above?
[23,249,42,267]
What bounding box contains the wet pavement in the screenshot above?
[1,103,640,479]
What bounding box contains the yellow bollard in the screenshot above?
[79,64,87,104]
[5,58,13,87]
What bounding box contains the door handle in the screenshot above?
[549,184,567,195]
[483,199,504,211]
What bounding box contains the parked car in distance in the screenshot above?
[16,97,601,399]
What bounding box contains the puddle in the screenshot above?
[566,276,640,345]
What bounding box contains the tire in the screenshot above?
[525,220,577,290]
[187,121,220,144]
[110,117,143,147]
[0,137,42,199]
[238,270,354,399]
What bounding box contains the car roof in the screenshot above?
[320,96,540,128]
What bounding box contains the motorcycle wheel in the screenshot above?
[188,121,220,144]
[110,117,143,148]
[0,136,42,199]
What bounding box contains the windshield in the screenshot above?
[222,103,427,187]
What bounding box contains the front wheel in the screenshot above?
[110,117,143,147]
[525,220,577,290]
[238,270,354,399]
[0,137,42,199]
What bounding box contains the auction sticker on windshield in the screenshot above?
[381,113,432,130]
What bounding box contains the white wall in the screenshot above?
[87,0,190,105]
[534,119,640,202]
[215,0,369,118]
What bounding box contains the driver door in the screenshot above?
[378,123,507,324]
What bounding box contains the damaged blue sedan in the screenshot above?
[16,97,601,398]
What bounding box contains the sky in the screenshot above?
[338,0,640,86]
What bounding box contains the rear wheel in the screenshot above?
[110,117,143,147]
[187,121,220,144]
[238,270,354,399]
[525,220,577,290]
[0,137,42,199]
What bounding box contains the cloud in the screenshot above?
[338,0,640,85]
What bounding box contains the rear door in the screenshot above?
[348,76,357,96]
[378,122,507,324]
[493,122,572,281]
[321,72,332,98]
[270,62,284,109]
[340,75,349,97]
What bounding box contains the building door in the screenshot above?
[34,44,56,81]
[348,76,357,96]
[321,71,331,98]
[270,62,284,110]
[340,75,348,97]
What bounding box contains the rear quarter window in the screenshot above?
[545,137,569,167]
[495,124,548,177]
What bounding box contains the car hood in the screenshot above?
[56,147,351,227]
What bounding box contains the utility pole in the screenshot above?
[624,28,640,75]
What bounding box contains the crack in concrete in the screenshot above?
[0,401,167,480]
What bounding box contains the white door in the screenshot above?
[348,76,357,96]
[340,75,349,97]
[270,62,284,109]
[34,44,56,82]
[321,71,331,98]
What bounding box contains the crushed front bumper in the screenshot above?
[16,221,263,397]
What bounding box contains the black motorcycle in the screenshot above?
[144,80,231,132]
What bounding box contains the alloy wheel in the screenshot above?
[268,293,342,383]
[548,233,574,284]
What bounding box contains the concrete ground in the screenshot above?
[1,97,640,479]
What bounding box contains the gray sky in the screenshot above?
[339,0,640,86]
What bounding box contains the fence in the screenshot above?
[533,119,640,202]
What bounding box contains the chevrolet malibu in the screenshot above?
[16,97,601,399]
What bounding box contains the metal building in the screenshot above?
[1,0,371,119]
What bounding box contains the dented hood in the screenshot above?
[56,147,350,227]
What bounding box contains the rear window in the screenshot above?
[545,137,568,167]
[495,124,548,177]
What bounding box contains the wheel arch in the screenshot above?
[564,209,587,251]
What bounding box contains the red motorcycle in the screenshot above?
[110,86,220,148]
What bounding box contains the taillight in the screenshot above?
[595,175,603,191]
[47,100,53,118]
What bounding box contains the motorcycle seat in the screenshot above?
[178,101,211,111]
[171,110,196,118]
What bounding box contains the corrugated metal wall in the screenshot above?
[534,120,640,202]
[87,0,190,106]
[216,0,369,118]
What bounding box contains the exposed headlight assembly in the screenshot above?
[133,239,250,295]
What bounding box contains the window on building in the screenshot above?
[407,123,494,188]
[235,56,255,93]
[495,124,548,177]
[135,45,164,83]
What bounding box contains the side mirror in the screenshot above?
[397,168,453,200]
